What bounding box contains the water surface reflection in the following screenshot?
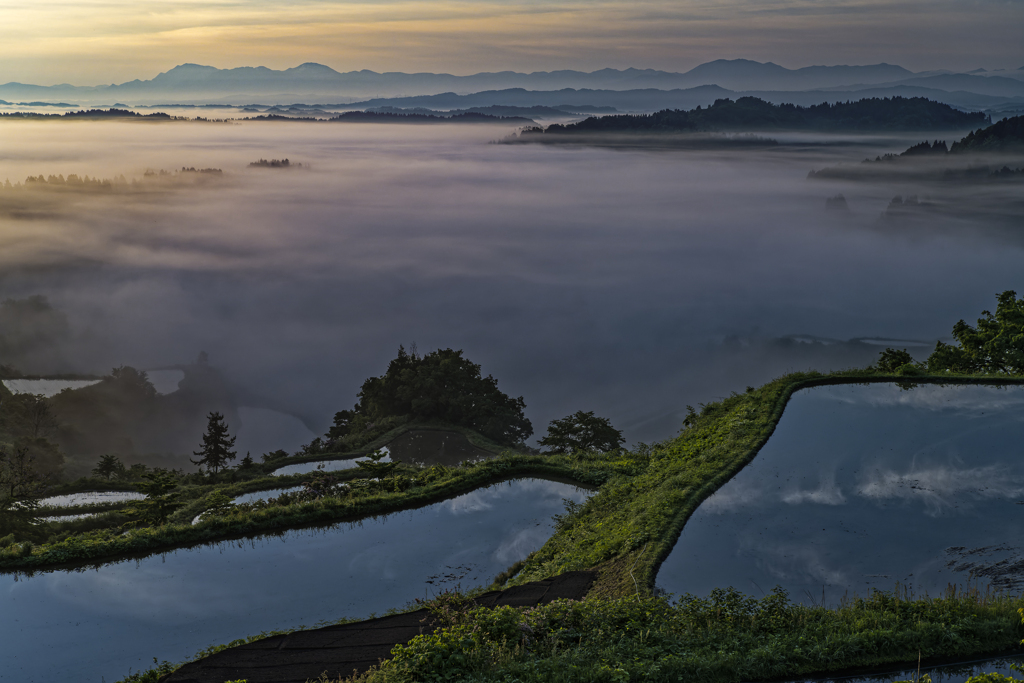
[657,383,1024,603]
[2,477,589,682]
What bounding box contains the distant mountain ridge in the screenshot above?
[2,60,1023,113]
[4,59,1022,107]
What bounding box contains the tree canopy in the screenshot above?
[336,347,532,446]
[191,411,237,473]
[927,290,1024,374]
[539,410,624,454]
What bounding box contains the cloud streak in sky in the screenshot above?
[0,0,1021,84]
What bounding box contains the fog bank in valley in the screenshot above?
[1,120,1021,460]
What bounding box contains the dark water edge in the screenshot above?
[773,652,1024,683]
[1,478,590,683]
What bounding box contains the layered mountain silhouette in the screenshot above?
[2,59,1022,111]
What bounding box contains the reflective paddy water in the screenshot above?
[0,378,102,398]
[38,491,145,507]
[271,448,391,476]
[231,486,302,504]
[2,478,589,683]
[657,383,1024,604]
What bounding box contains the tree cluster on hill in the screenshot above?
[0,168,223,195]
[0,108,172,120]
[950,115,1024,153]
[248,158,302,168]
[325,346,533,448]
[809,117,1024,182]
[526,97,989,135]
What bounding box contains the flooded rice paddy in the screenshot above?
[38,491,145,507]
[1,378,102,397]
[270,448,390,476]
[657,383,1024,604]
[231,486,302,504]
[2,478,589,682]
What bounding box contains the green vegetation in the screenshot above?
[340,587,1024,683]
[927,291,1024,374]
[11,297,1024,682]
[521,97,988,137]
[190,411,237,473]
[324,346,533,449]
[539,411,624,454]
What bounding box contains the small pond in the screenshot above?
[271,448,391,476]
[656,383,1024,604]
[38,491,145,507]
[2,477,590,682]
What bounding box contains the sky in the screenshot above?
[1,0,1022,85]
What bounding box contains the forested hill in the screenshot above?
[950,115,1024,153]
[0,108,171,120]
[534,97,989,134]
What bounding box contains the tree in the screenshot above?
[197,489,234,521]
[352,346,532,445]
[539,411,624,454]
[927,290,1024,374]
[355,448,397,479]
[0,445,53,538]
[92,454,127,480]
[191,411,237,473]
[122,470,181,526]
[875,347,915,373]
[261,449,289,463]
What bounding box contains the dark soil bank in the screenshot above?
[163,571,596,683]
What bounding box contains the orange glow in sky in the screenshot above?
[1,0,1022,83]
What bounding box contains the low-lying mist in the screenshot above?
[1,119,1021,462]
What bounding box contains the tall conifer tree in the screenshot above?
[191,411,237,474]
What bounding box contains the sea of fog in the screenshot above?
[0,120,1021,451]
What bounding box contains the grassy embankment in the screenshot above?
[345,370,1024,683]
[112,368,1024,683]
[0,419,602,571]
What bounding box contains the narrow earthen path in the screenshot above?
[163,571,596,683]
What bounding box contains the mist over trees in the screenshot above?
[526,97,989,135]
[0,108,172,120]
[0,296,71,372]
[950,115,1024,153]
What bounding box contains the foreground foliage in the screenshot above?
[928,290,1024,374]
[337,587,1023,683]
